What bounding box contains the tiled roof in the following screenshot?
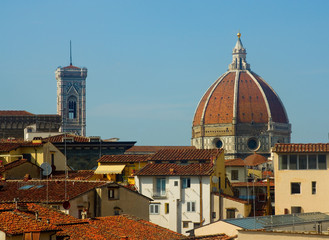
[193,71,288,126]
[136,163,214,176]
[126,145,195,153]
[0,203,184,239]
[184,234,235,240]
[262,171,274,179]
[98,154,151,163]
[0,159,35,173]
[0,141,44,152]
[57,215,185,239]
[150,148,221,161]
[0,210,59,235]
[219,193,249,204]
[0,142,23,152]
[244,153,268,166]
[231,182,274,187]
[0,180,108,203]
[63,64,81,69]
[43,134,90,143]
[0,203,82,226]
[272,143,329,153]
[225,158,245,167]
[50,170,95,180]
[0,110,34,116]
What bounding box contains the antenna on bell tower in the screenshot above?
[70,40,72,66]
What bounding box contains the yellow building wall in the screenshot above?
[274,152,329,215]
[211,151,233,195]
[0,142,68,171]
[96,162,148,184]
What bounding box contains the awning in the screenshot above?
[94,165,126,174]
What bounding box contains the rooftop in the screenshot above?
[149,148,222,162]
[136,163,214,176]
[273,143,329,153]
[98,154,151,163]
[0,180,108,203]
[223,212,329,230]
[125,145,195,154]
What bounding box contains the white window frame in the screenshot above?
[187,201,196,212]
[150,203,160,215]
[156,178,166,196]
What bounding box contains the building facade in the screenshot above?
[134,148,233,235]
[272,143,329,215]
[192,33,291,159]
[55,61,87,136]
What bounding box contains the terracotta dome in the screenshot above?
[244,153,268,166]
[193,70,288,126]
[191,33,291,158]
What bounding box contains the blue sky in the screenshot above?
[0,1,328,145]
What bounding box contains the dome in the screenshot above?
[191,33,291,159]
[193,71,288,126]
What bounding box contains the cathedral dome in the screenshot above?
[192,70,288,126]
[192,33,291,158]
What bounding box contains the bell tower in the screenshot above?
[55,42,87,136]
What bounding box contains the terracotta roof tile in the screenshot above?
[136,163,214,176]
[272,143,329,153]
[43,134,90,143]
[0,211,58,235]
[225,158,245,167]
[126,145,195,153]
[62,64,81,69]
[244,153,268,166]
[98,154,151,163]
[231,181,274,187]
[0,180,108,203]
[0,110,34,116]
[0,159,35,173]
[185,233,235,240]
[50,170,95,180]
[0,142,23,152]
[150,148,221,161]
[219,193,248,204]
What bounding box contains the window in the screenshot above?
[51,153,55,166]
[226,209,235,219]
[174,181,178,186]
[291,182,301,194]
[150,203,160,214]
[187,202,196,212]
[156,178,166,196]
[291,206,302,213]
[108,188,118,200]
[247,138,259,151]
[318,155,327,169]
[309,155,317,169]
[182,178,191,188]
[312,181,316,194]
[279,154,327,170]
[183,221,189,228]
[68,99,77,119]
[299,155,307,169]
[280,155,288,169]
[165,203,169,214]
[231,170,239,180]
[289,155,297,170]
[114,207,121,215]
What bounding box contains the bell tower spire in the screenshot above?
[70,40,72,66]
[228,32,250,70]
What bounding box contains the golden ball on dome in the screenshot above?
[237,32,241,38]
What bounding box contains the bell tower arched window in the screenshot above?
[68,96,77,119]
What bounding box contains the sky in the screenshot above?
[0,1,328,145]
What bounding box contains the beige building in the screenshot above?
[272,143,329,215]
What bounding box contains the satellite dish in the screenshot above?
[40,162,52,176]
[212,176,218,183]
[237,213,243,218]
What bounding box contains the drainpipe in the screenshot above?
[199,163,203,226]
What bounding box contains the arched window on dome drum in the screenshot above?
[68,96,77,119]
